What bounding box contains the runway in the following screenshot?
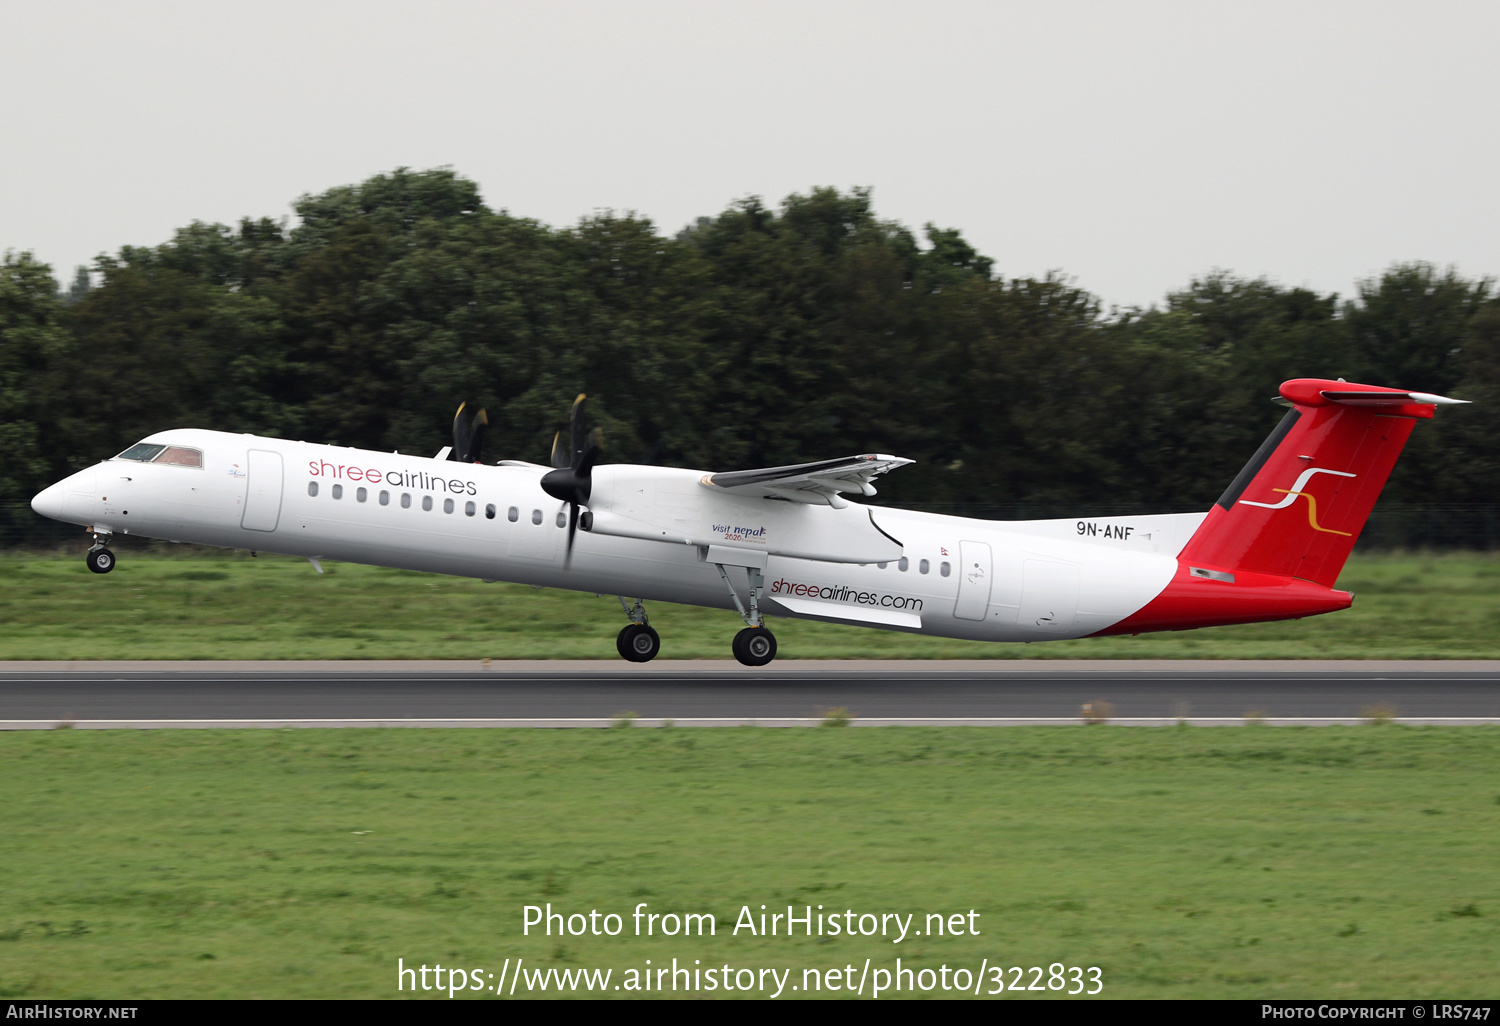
[1,660,1498,727]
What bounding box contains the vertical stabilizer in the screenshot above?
[1094,378,1466,637]
[1180,378,1464,587]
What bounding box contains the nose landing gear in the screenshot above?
[617,623,661,662]
[85,532,115,574]
[615,597,660,662]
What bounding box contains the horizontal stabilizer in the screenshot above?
[702,454,913,507]
[1320,389,1469,407]
[1273,379,1470,417]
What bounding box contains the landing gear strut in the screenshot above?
[715,563,778,666]
[615,597,660,662]
[86,532,115,575]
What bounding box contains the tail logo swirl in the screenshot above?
[1239,467,1357,536]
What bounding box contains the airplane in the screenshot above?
[29,377,1467,666]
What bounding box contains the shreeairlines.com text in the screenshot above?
[397,957,1102,997]
[769,578,924,612]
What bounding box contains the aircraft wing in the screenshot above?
[700,454,913,507]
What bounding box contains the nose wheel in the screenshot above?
[614,597,659,662]
[617,623,661,662]
[85,545,115,574]
[732,627,777,667]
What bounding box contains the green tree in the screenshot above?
[56,251,286,468]
[1112,273,1354,504]
[0,252,68,506]
[1396,297,1500,506]
[680,187,991,479]
[1341,264,1492,504]
[551,212,722,466]
[60,266,92,306]
[932,273,1117,504]
[1346,263,1492,394]
[12,167,1493,531]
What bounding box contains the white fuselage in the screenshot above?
[33,428,1205,642]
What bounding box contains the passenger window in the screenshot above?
[898,557,909,572]
[422,496,433,511]
[356,487,367,503]
[555,511,566,528]
[154,446,202,467]
[465,501,476,517]
[940,561,951,577]
[379,490,390,506]
[485,504,496,520]
[331,484,343,499]
[308,481,318,497]
[531,509,543,525]
[443,497,454,514]
[507,506,519,522]
[400,493,412,509]
[919,559,930,575]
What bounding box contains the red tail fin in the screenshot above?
[1181,378,1463,587]
[1094,379,1466,638]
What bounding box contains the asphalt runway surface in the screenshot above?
[1,660,1498,727]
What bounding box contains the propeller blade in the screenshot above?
[540,393,599,571]
[568,394,587,465]
[452,403,469,461]
[469,409,488,463]
[565,501,579,569]
[451,402,489,463]
[580,428,602,474]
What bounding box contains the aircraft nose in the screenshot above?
[32,467,98,524]
[31,481,67,521]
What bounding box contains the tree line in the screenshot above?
[3,167,1497,538]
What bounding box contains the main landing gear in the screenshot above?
[615,598,661,662]
[731,626,777,667]
[611,569,780,667]
[716,563,778,667]
[85,532,115,574]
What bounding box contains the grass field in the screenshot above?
[0,549,1497,660]
[0,726,1496,999]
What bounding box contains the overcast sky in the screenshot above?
[2,0,1496,309]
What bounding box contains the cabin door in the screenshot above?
[954,540,994,621]
[241,449,284,532]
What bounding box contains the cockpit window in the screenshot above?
[113,443,203,467]
[116,443,166,462]
[155,446,202,467]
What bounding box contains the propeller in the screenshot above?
[452,402,489,463]
[540,394,601,568]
